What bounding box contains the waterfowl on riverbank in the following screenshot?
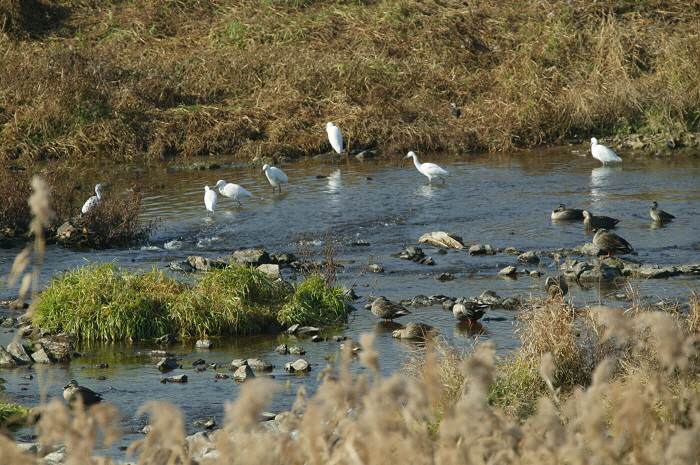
[404,151,448,183]
[392,322,437,340]
[262,164,289,194]
[545,276,568,298]
[583,210,619,230]
[452,302,488,324]
[326,122,343,154]
[551,204,584,220]
[214,180,253,206]
[81,184,103,214]
[650,201,675,222]
[63,380,102,406]
[593,229,634,255]
[590,138,622,165]
[371,296,412,322]
[204,186,217,213]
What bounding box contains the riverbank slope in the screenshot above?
[1,0,700,165]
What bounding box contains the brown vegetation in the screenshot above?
[1,0,700,165]
[3,294,700,464]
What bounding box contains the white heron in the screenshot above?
[262,164,289,194]
[214,179,253,206]
[326,122,343,154]
[81,183,104,214]
[404,151,449,183]
[204,185,217,214]
[590,138,622,165]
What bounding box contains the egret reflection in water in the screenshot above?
[590,165,622,205]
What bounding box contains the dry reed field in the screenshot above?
[1,0,700,164]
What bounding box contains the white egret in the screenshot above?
[590,137,622,165]
[204,185,217,214]
[214,179,253,206]
[404,151,449,183]
[262,164,288,194]
[81,183,104,214]
[326,122,343,154]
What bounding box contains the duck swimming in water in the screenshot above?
[650,201,675,222]
[551,204,584,220]
[583,210,619,230]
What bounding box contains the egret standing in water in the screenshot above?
[81,183,104,214]
[214,179,253,206]
[262,164,289,194]
[404,151,449,183]
[204,185,217,214]
[590,138,622,165]
[326,122,343,154]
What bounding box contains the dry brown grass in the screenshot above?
[1,0,700,164]
[3,292,700,463]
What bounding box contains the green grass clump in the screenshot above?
[34,263,183,341]
[34,264,345,341]
[0,402,31,430]
[171,266,288,337]
[278,274,347,327]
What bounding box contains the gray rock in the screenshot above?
[230,359,248,370]
[259,412,277,422]
[578,242,604,257]
[311,335,324,342]
[504,247,520,254]
[436,272,456,281]
[367,264,384,273]
[220,249,271,267]
[256,264,280,279]
[156,334,177,344]
[193,419,216,429]
[275,344,289,355]
[0,345,18,368]
[296,326,320,337]
[479,290,502,306]
[269,252,297,264]
[38,333,76,362]
[442,299,455,310]
[517,251,540,264]
[157,357,179,372]
[31,348,52,364]
[43,450,66,465]
[530,270,542,277]
[1,318,15,328]
[162,374,188,383]
[499,266,517,276]
[350,240,370,247]
[233,364,255,381]
[625,264,679,279]
[678,264,700,275]
[286,324,301,334]
[7,341,33,365]
[288,346,305,355]
[501,296,522,309]
[187,256,224,272]
[341,287,359,300]
[185,432,214,462]
[215,373,229,379]
[196,339,214,349]
[284,359,311,373]
[246,358,274,372]
[469,244,496,255]
[170,260,195,273]
[418,231,465,249]
[419,256,435,266]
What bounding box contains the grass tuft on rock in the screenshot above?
[34,263,183,341]
[0,401,31,430]
[170,266,288,338]
[278,274,347,327]
[34,264,345,341]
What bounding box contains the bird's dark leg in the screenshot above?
[237,200,242,206]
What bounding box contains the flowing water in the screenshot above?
[1,146,699,456]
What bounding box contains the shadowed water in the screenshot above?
[1,146,699,456]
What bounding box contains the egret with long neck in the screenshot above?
[404,151,448,183]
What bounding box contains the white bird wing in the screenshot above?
[81,195,99,214]
[222,183,253,199]
[204,190,217,211]
[593,144,622,162]
[422,163,448,176]
[327,126,343,154]
[270,167,288,183]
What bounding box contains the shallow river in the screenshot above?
[1,146,699,456]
